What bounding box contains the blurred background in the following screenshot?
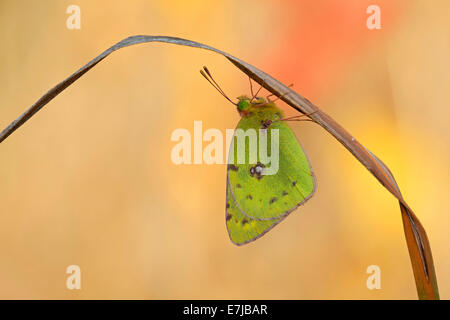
[0,0,448,299]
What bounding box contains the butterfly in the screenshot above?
[201,67,316,245]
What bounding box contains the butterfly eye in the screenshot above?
[237,99,250,111]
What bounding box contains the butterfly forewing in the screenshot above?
[226,106,315,222]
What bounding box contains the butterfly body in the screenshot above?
[226,96,316,245]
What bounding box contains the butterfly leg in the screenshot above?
[280,110,318,122]
[250,79,266,102]
[248,76,254,98]
[267,83,294,102]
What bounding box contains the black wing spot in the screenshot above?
[246,194,253,200]
[282,191,288,196]
[242,218,249,225]
[249,162,265,180]
[237,184,242,188]
[270,197,278,204]
[228,164,239,171]
[226,203,230,209]
[261,119,273,129]
[292,181,297,187]
[226,213,232,221]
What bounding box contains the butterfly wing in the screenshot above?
[225,104,316,244]
[226,178,283,245]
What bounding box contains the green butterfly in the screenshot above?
[201,67,316,245]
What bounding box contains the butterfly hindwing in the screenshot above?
[226,179,282,245]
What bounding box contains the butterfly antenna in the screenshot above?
[200,66,236,106]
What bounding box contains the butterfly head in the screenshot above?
[237,96,267,112]
[237,96,251,111]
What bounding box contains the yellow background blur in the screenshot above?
[0,0,449,299]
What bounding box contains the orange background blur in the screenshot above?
[0,0,449,299]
